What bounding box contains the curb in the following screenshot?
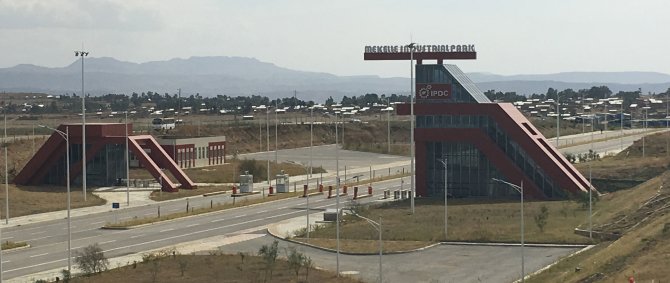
[5,244,31,253]
[266,223,441,255]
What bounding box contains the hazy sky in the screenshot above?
[1,0,668,78]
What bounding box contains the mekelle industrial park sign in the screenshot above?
[416,83,452,100]
[364,44,476,53]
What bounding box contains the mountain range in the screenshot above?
[1,56,669,101]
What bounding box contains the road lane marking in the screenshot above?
[257,210,267,214]
[130,234,145,239]
[1,236,13,240]
[100,240,116,245]
[160,228,175,232]
[30,253,49,258]
[31,231,47,235]
[91,221,105,225]
[186,223,199,227]
[210,219,226,223]
[1,260,9,264]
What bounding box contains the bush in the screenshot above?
[534,205,549,232]
[258,240,279,282]
[74,243,109,275]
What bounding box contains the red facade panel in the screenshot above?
[397,103,591,199]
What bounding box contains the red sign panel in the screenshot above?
[416,83,452,100]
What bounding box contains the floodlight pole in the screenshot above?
[275,100,278,167]
[620,98,624,150]
[349,211,383,283]
[491,178,524,282]
[409,42,416,214]
[384,98,391,153]
[75,50,88,202]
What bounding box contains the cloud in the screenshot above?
[0,0,162,30]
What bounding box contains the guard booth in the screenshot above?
[239,171,253,193]
[275,170,290,193]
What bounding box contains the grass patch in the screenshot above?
[293,238,432,253]
[64,254,362,283]
[1,240,28,250]
[130,160,326,184]
[0,184,105,218]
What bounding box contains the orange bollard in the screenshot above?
[269,186,274,195]
[328,186,333,198]
[353,187,359,199]
[368,186,373,195]
[303,184,308,197]
[232,186,237,194]
[319,184,324,193]
[343,185,348,194]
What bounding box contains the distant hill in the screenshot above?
[0,56,408,102]
[1,56,669,100]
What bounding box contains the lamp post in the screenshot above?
[349,210,383,283]
[275,100,279,167]
[408,42,416,215]
[125,110,130,206]
[335,112,341,276]
[556,93,560,147]
[589,115,594,239]
[491,178,524,282]
[266,105,270,187]
[40,125,72,272]
[4,114,9,224]
[75,50,89,202]
[382,98,391,153]
[436,156,448,240]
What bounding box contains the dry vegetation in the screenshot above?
[65,254,362,283]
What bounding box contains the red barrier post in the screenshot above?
[368,186,373,195]
[319,184,324,193]
[343,185,348,195]
[232,186,237,194]
[303,184,308,197]
[353,186,359,199]
[328,186,333,198]
[269,186,274,195]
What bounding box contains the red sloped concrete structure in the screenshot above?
[398,102,590,199]
[14,123,196,192]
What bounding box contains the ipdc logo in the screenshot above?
[417,83,451,100]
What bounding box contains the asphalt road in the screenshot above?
[0,177,405,280]
[218,235,581,283]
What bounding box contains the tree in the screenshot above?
[74,243,109,275]
[534,205,549,232]
[285,247,306,279]
[258,240,279,282]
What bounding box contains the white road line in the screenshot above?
[91,221,105,225]
[278,206,288,209]
[1,260,9,264]
[257,210,267,213]
[160,228,175,232]
[31,231,47,235]
[30,253,49,258]
[144,212,154,216]
[210,219,226,223]
[130,234,145,239]
[186,223,199,227]
[1,236,13,240]
[100,240,117,245]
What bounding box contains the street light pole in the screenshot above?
[75,50,89,202]
[620,98,624,150]
[349,210,382,283]
[40,125,72,272]
[4,114,9,224]
[308,107,313,240]
[556,93,560,147]
[335,112,341,276]
[437,157,448,240]
[491,178,524,282]
[266,106,270,187]
[408,42,416,215]
[275,100,278,167]
[384,98,391,153]
[590,116,594,239]
[125,111,130,206]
